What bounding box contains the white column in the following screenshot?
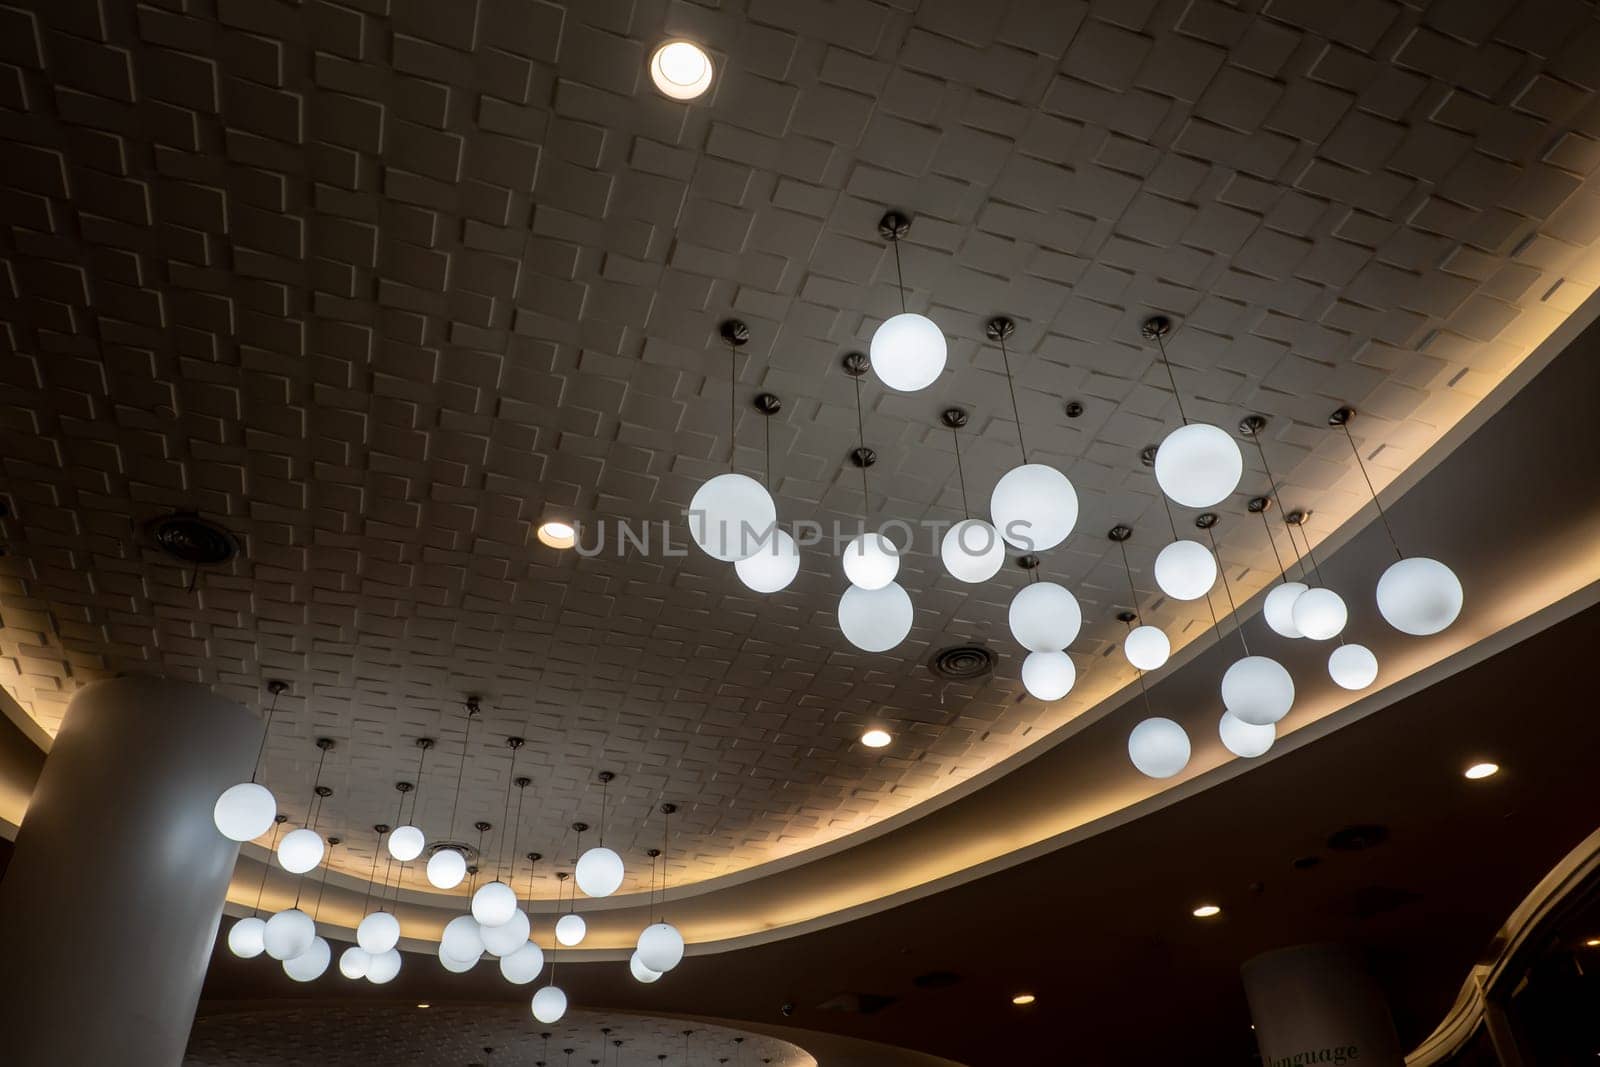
[1243,943,1405,1066]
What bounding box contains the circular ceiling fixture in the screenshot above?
[869,212,946,392]
[1198,513,1294,731]
[501,941,544,985]
[338,946,371,980]
[365,948,401,984]
[939,409,1005,583]
[842,530,899,589]
[986,317,1078,552]
[1192,904,1222,918]
[1281,511,1348,641]
[649,39,714,100]
[536,520,576,549]
[927,643,995,682]
[635,804,687,974]
[1464,762,1499,780]
[228,916,267,959]
[838,581,914,652]
[427,700,481,889]
[630,952,663,984]
[283,936,330,982]
[860,727,892,749]
[1141,317,1242,508]
[263,907,314,961]
[147,510,238,565]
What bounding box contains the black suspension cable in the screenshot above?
[1246,431,1305,580]
[995,327,1028,463]
[891,237,906,313]
[359,824,385,917]
[1115,538,1141,623]
[1337,417,1405,561]
[1258,505,1290,584]
[1150,325,1189,426]
[852,371,870,520]
[1202,522,1249,655]
[251,817,285,917]
[249,681,284,783]
[949,423,970,519]
[446,702,477,841]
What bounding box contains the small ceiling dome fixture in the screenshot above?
[1021,650,1076,701]
[1328,643,1379,690]
[1464,762,1499,780]
[536,520,576,549]
[860,727,892,749]
[650,39,714,100]
[868,213,946,392]
[1142,317,1242,508]
[1011,993,1036,1005]
[1219,711,1275,759]
[1128,717,1191,779]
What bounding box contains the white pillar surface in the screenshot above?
[1243,943,1405,1067]
[0,675,259,1066]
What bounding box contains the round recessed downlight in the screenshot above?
[1464,762,1499,780]
[1192,904,1221,918]
[650,40,713,100]
[861,728,892,749]
[536,521,576,549]
[1012,993,1036,1005]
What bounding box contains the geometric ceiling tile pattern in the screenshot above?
[3,0,1599,890]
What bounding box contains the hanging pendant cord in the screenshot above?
[1246,432,1306,581]
[1287,515,1327,587]
[727,342,737,471]
[1203,524,1249,655]
[599,776,609,846]
[497,743,519,879]
[1258,506,1290,584]
[251,819,285,917]
[506,776,527,883]
[310,839,335,919]
[447,703,475,841]
[360,826,384,916]
[891,238,907,314]
[1115,539,1142,623]
[660,805,671,923]
[852,372,870,521]
[1338,419,1405,561]
[249,684,283,783]
[763,409,771,489]
[294,769,328,908]
[997,331,1029,464]
[1151,329,1189,426]
[949,425,971,519]
[408,740,429,822]
[1159,491,1180,540]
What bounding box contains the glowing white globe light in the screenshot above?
[284,936,330,982]
[1153,539,1216,601]
[1221,655,1295,726]
[500,940,545,984]
[472,880,519,927]
[734,527,800,593]
[990,463,1079,551]
[1219,711,1275,758]
[1376,556,1463,636]
[575,846,626,898]
[388,824,425,862]
[441,914,484,961]
[276,827,324,874]
[439,944,478,973]
[263,908,315,961]
[1154,422,1243,508]
[213,782,276,842]
[1020,650,1076,701]
[531,984,569,1024]
[1328,644,1379,691]
[338,945,371,980]
[555,913,587,947]
[837,581,914,653]
[1128,717,1191,779]
[649,40,713,101]
[1292,586,1347,641]
[365,948,401,984]
[356,910,400,955]
[636,921,686,973]
[228,916,266,959]
[940,518,1004,583]
[481,909,531,957]
[1123,625,1170,671]
[870,312,947,392]
[630,951,663,984]
[426,848,467,890]
[842,531,899,590]
[1008,582,1082,652]
[1263,581,1308,639]
[688,472,776,562]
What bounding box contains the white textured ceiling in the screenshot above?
[2,0,1600,894]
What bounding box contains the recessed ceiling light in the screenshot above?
[650,40,714,100]
[861,728,892,749]
[1464,762,1499,780]
[536,520,576,549]
[1011,993,1036,1005]
[1192,904,1221,918]
[1584,938,1600,948]
[416,1003,430,1009]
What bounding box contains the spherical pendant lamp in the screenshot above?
[1021,650,1076,701]
[440,914,484,962]
[636,921,686,973]
[871,312,947,392]
[1291,586,1347,641]
[838,581,914,652]
[283,936,330,982]
[387,824,425,862]
[734,526,800,593]
[276,827,324,874]
[1153,539,1216,601]
[338,945,371,980]
[426,847,467,890]
[1008,581,1082,652]
[688,472,775,562]
[214,782,277,842]
[1123,625,1170,671]
[263,908,315,961]
[228,916,267,959]
[575,846,625,898]
[1328,643,1379,690]
[1219,711,1275,758]
[500,941,544,984]
[480,909,531,957]
[842,531,899,590]
[1220,655,1295,726]
[1376,557,1462,636]
[356,910,400,955]
[991,463,1079,552]
[1128,717,1191,779]
[941,518,1004,583]
[1154,423,1243,508]
[471,880,519,927]
[555,913,587,947]
[1262,581,1308,638]
[365,948,402,984]
[630,951,664,984]
[439,945,478,973]
[531,984,569,1024]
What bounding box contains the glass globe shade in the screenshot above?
[365,948,401,984]
[1127,717,1191,779]
[1376,556,1463,636]
[276,827,324,874]
[1329,643,1379,691]
[1292,586,1347,641]
[842,531,899,590]
[1220,655,1295,726]
[228,916,266,959]
[439,944,478,973]
[837,581,914,653]
[531,984,569,1024]
[1008,581,1082,652]
[649,40,713,101]
[263,907,315,961]
[441,914,485,961]
[1262,581,1307,639]
[990,463,1079,551]
[940,518,1004,583]
[575,846,626,898]
[472,880,519,927]
[356,910,400,955]
[555,913,587,947]
[1154,422,1243,508]
[500,941,544,984]
[283,936,330,982]
[481,909,531,957]
[213,781,276,842]
[426,848,467,889]
[338,945,371,980]
[637,921,686,973]
[688,472,775,562]
[1219,711,1275,759]
[387,824,425,862]
[870,311,947,392]
[1021,650,1076,701]
[734,526,800,593]
[631,951,664,984]
[1123,625,1170,671]
[1153,539,1216,601]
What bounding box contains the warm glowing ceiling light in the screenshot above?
[1464,762,1499,780]
[416,1003,430,1009]
[1192,904,1221,918]
[861,728,892,749]
[1585,938,1600,948]
[1011,993,1036,1005]
[650,40,714,100]
[537,520,576,549]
